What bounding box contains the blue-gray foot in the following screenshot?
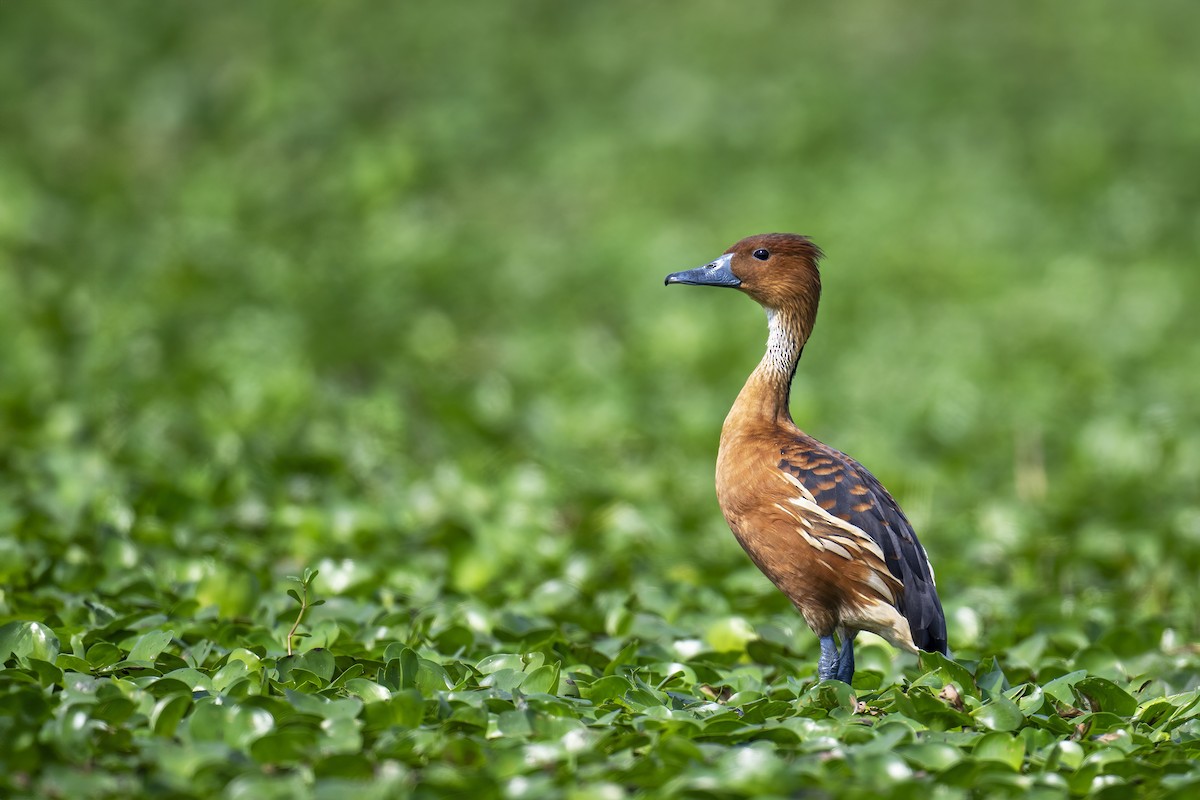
[835,635,855,684]
[817,635,840,681]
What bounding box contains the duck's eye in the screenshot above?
[752,248,770,261]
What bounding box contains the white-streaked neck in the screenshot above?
[759,307,803,380]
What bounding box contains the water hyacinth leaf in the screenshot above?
[328,663,364,689]
[479,667,526,692]
[1134,697,1178,728]
[278,650,336,686]
[496,709,534,738]
[1074,677,1138,717]
[476,653,525,674]
[163,668,213,693]
[415,658,452,694]
[577,675,633,704]
[447,702,487,731]
[27,658,63,688]
[973,731,1026,770]
[250,727,317,764]
[54,654,91,674]
[319,717,363,754]
[1042,670,1088,706]
[146,677,195,699]
[704,618,756,654]
[284,689,334,718]
[362,689,423,729]
[0,622,61,665]
[85,642,122,670]
[522,663,560,695]
[313,753,375,780]
[126,630,175,664]
[1074,647,1124,681]
[975,656,1009,698]
[298,650,336,683]
[973,694,1024,732]
[1014,684,1045,715]
[344,678,391,704]
[185,701,228,742]
[919,651,978,698]
[804,680,856,713]
[604,639,642,675]
[212,659,250,693]
[381,647,420,690]
[151,694,193,737]
[381,642,410,663]
[1076,711,1129,736]
[225,649,264,672]
[92,696,137,725]
[898,742,964,772]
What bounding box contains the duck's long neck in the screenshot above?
[726,307,809,428]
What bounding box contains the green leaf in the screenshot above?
[344,677,391,704]
[1042,670,1088,706]
[313,753,374,780]
[85,642,122,670]
[578,675,633,704]
[163,668,213,693]
[973,731,1026,770]
[522,663,560,695]
[126,629,174,663]
[898,742,964,772]
[920,651,979,698]
[479,667,526,692]
[212,658,250,692]
[151,694,192,737]
[476,653,524,674]
[329,663,365,689]
[55,654,91,673]
[496,709,533,738]
[362,689,423,729]
[249,727,316,764]
[381,646,420,691]
[1075,676,1138,717]
[28,657,64,688]
[973,694,1025,732]
[0,621,61,664]
[278,649,336,685]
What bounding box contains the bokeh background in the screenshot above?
[3,0,1199,667]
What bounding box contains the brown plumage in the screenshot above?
[666,233,947,683]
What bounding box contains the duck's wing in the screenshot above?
[777,439,948,654]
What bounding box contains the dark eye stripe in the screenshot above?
[753,249,770,261]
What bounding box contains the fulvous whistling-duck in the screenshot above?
[666,233,947,683]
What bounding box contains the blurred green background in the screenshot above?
[2,0,1199,654]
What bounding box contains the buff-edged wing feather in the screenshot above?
[778,436,948,654]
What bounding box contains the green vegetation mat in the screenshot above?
[2,2,1199,797]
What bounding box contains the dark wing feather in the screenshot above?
[779,438,948,654]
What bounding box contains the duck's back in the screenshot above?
[717,422,948,654]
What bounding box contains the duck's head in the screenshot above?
[665,233,823,316]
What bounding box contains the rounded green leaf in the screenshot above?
[522,663,560,695]
[0,621,61,664]
[344,678,391,704]
[973,731,1026,770]
[126,629,174,663]
[577,675,632,704]
[973,694,1025,732]
[1075,677,1138,717]
[898,742,964,772]
[151,694,192,737]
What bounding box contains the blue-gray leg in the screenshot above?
[835,634,855,684]
[817,635,839,681]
